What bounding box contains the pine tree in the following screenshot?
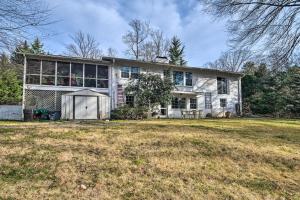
[168,36,187,66]
[31,37,45,54]
[288,66,300,116]
[11,40,31,64]
[0,69,22,104]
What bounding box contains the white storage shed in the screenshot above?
[61,89,110,120]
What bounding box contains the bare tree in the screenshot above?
[207,49,252,72]
[122,19,150,60]
[150,30,170,58]
[140,42,156,61]
[65,31,102,59]
[0,0,53,51]
[106,47,118,57]
[139,30,170,62]
[200,0,300,61]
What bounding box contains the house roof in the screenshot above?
[22,53,244,77]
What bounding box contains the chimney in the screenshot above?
[155,56,169,64]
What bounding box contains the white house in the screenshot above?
[22,54,243,120]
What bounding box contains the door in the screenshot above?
[75,96,98,119]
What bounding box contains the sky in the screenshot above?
[38,0,229,67]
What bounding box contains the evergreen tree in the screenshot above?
[288,66,300,116]
[31,37,45,54]
[0,69,22,104]
[10,40,31,64]
[168,36,187,66]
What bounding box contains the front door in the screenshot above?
[75,96,98,119]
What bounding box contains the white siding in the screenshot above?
[113,65,241,118]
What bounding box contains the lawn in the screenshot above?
[0,119,299,199]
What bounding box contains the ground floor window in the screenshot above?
[125,95,134,107]
[160,103,167,115]
[190,98,197,109]
[205,93,212,109]
[220,98,227,108]
[172,97,186,109]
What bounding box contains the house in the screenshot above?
[22,54,243,120]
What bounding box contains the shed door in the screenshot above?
[75,96,98,119]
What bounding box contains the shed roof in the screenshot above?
[64,89,109,97]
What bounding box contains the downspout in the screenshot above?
[21,54,27,121]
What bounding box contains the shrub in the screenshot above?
[111,106,148,120]
[225,111,231,118]
[206,113,213,118]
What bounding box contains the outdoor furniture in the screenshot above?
[181,110,203,119]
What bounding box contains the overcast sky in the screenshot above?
[40,0,229,67]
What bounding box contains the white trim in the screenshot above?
[40,60,42,85]
[55,61,57,86]
[22,56,27,120]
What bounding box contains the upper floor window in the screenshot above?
[71,63,83,87]
[57,62,70,86]
[42,60,55,85]
[185,72,192,86]
[26,59,40,84]
[121,67,130,78]
[121,66,140,79]
[85,64,96,87]
[131,67,140,79]
[217,77,228,94]
[173,71,184,86]
[97,65,109,88]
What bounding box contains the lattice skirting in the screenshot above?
[24,89,70,111]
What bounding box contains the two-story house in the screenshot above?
[22,54,243,120]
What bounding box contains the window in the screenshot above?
[85,64,96,87]
[26,59,40,84]
[57,62,70,86]
[126,96,134,107]
[220,98,227,108]
[97,65,108,88]
[160,103,167,116]
[173,71,184,86]
[42,60,55,85]
[190,98,197,109]
[131,67,140,79]
[185,72,193,86]
[217,77,228,94]
[71,63,83,87]
[179,98,186,109]
[172,97,186,109]
[121,66,140,79]
[121,67,130,78]
[205,93,212,109]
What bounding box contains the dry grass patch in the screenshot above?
[0,119,299,199]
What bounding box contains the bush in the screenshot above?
[225,111,231,118]
[206,113,213,118]
[111,106,148,120]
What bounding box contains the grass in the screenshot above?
[0,119,299,199]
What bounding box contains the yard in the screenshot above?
[0,119,299,199]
